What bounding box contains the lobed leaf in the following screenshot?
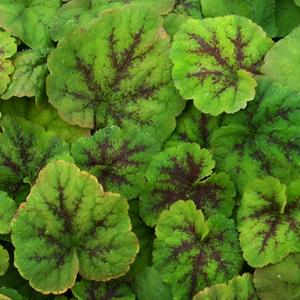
[140,143,235,226]
[171,15,273,115]
[72,126,160,199]
[153,200,243,300]
[11,161,139,294]
[47,4,184,142]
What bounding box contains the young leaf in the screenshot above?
[171,16,273,115]
[11,161,139,294]
[71,126,160,199]
[0,191,16,234]
[1,49,51,103]
[47,4,184,141]
[262,25,300,92]
[193,273,258,300]
[72,279,135,300]
[0,116,71,201]
[153,200,243,300]
[238,177,300,268]
[50,0,175,41]
[140,143,235,226]
[254,253,300,300]
[0,245,9,276]
[0,31,17,95]
[171,0,202,18]
[0,0,60,48]
[201,0,277,37]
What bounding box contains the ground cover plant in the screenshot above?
[1,0,300,299]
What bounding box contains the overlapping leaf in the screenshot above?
[0,31,17,95]
[140,143,235,226]
[50,0,175,41]
[0,191,16,234]
[11,161,139,294]
[238,177,300,267]
[171,15,273,115]
[0,116,70,201]
[201,0,277,37]
[0,0,60,48]
[0,288,23,300]
[0,245,9,276]
[171,0,202,18]
[153,200,243,300]
[72,126,160,199]
[47,4,184,142]
[254,253,300,300]
[163,13,189,38]
[193,273,258,300]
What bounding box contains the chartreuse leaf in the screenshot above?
[163,13,189,38]
[0,116,70,201]
[0,245,9,276]
[140,143,235,226]
[72,279,135,300]
[47,4,184,142]
[0,288,23,300]
[50,0,175,41]
[0,98,89,143]
[71,126,160,199]
[275,0,300,37]
[11,161,139,294]
[171,0,202,18]
[295,0,300,6]
[171,16,273,115]
[1,48,51,103]
[0,31,17,95]
[262,26,300,92]
[254,253,300,300]
[193,273,258,300]
[153,200,243,300]
[238,177,300,268]
[0,191,16,234]
[0,0,60,48]
[201,0,277,37]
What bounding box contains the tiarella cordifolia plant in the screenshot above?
[1,1,300,299]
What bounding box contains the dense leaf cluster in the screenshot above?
[0,0,300,299]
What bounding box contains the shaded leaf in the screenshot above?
[47,4,184,142]
[11,161,139,294]
[71,126,160,199]
[238,177,300,267]
[254,253,300,300]
[171,15,273,115]
[153,200,243,300]
[0,288,23,300]
[171,0,202,18]
[140,143,235,226]
[0,191,16,234]
[0,245,9,276]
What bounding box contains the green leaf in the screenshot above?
[0,288,23,300]
[153,200,243,300]
[0,245,9,276]
[140,143,235,226]
[193,273,258,300]
[171,15,273,115]
[295,0,300,6]
[254,253,300,300]
[11,160,139,294]
[171,0,202,18]
[50,0,175,41]
[72,279,135,300]
[275,0,300,37]
[238,177,300,268]
[0,31,17,95]
[0,191,16,234]
[133,267,172,300]
[262,25,300,92]
[0,0,61,48]
[71,126,160,199]
[47,4,184,142]
[0,116,71,201]
[201,0,277,37]
[163,13,189,38]
[1,48,51,103]
[0,98,90,143]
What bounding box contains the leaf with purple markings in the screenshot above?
[238,177,300,268]
[171,0,202,18]
[71,126,160,199]
[171,15,273,115]
[153,200,243,300]
[11,161,139,294]
[140,143,235,226]
[47,4,184,142]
